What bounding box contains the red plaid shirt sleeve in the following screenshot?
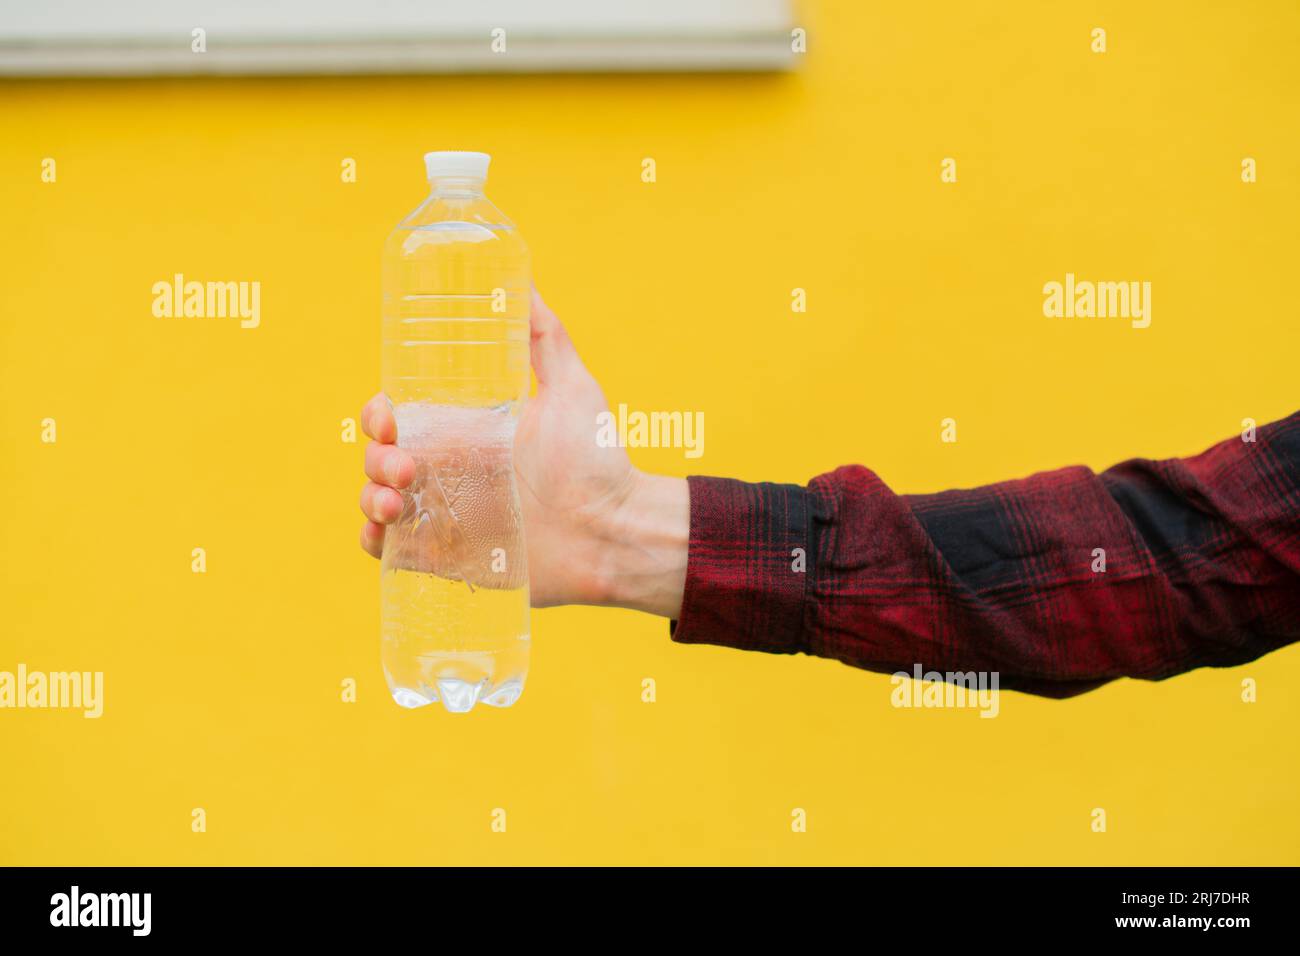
[670,411,1300,697]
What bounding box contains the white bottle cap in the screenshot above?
[424,150,490,181]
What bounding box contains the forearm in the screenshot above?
[656,413,1300,696]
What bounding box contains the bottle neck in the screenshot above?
[428,176,486,198]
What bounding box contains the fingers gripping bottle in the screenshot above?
[380,151,531,712]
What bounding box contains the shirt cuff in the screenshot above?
[669,475,811,655]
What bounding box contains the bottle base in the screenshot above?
[388,677,524,713]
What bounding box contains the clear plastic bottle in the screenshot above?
[379,151,530,712]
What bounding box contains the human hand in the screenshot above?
[359,288,687,614]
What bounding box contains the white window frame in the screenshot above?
[0,0,797,75]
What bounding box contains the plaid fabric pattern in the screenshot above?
[671,412,1300,697]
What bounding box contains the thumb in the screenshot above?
[529,286,585,387]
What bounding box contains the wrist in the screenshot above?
[593,471,689,618]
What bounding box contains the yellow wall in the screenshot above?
[2,1,1297,865]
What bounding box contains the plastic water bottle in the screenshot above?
[379,151,531,712]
